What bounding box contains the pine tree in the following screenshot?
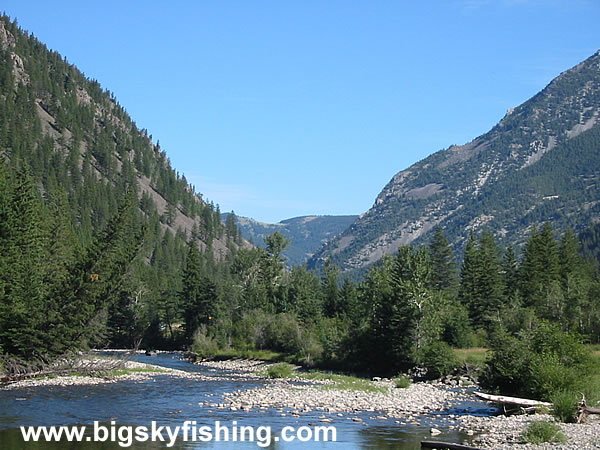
[501,245,519,300]
[0,168,47,359]
[429,227,457,291]
[370,246,438,372]
[559,228,583,287]
[475,230,504,330]
[520,223,560,317]
[459,232,479,315]
[322,259,341,317]
[181,239,216,342]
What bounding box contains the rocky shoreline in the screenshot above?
[196,359,600,449]
[0,358,185,389]
[2,355,599,448]
[460,413,600,449]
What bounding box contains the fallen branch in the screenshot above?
[0,351,135,383]
[474,392,552,407]
[577,392,600,423]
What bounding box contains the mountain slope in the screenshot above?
[0,16,245,258]
[310,50,600,272]
[223,213,358,266]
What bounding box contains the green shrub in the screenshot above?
[191,326,219,359]
[267,363,295,379]
[480,330,533,395]
[529,353,581,400]
[298,328,323,368]
[394,375,412,388]
[264,313,303,354]
[421,341,460,379]
[550,390,579,423]
[318,317,349,364]
[522,421,566,444]
[481,323,594,401]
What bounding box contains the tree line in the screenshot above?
[178,223,600,376]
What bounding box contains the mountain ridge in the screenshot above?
[224,213,358,266]
[310,49,600,273]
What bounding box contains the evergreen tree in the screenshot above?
[501,245,519,300]
[339,277,361,325]
[475,230,504,330]
[0,168,47,359]
[322,260,341,317]
[261,232,290,310]
[371,246,438,372]
[459,232,479,316]
[181,239,216,342]
[520,223,560,318]
[429,227,457,291]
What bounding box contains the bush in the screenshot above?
[318,317,349,364]
[394,375,412,388]
[298,328,323,368]
[480,330,533,395]
[191,326,219,359]
[421,341,460,379]
[264,313,303,354]
[529,353,581,400]
[267,363,295,379]
[550,390,579,423]
[481,323,594,401]
[521,421,566,444]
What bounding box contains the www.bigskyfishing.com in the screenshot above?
[20,420,337,447]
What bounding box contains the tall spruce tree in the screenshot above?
[182,239,217,342]
[429,227,457,292]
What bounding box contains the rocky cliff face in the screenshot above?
[310,50,600,272]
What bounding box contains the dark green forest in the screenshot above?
[0,14,243,366]
[1,14,600,409]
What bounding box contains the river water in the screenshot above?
[0,353,496,449]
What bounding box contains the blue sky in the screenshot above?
[2,1,599,223]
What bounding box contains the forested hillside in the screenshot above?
[310,50,600,274]
[0,15,246,362]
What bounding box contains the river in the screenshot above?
[0,353,496,449]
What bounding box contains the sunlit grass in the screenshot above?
[522,421,567,444]
[300,371,386,393]
[453,347,488,364]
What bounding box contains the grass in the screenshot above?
[522,421,567,444]
[393,375,412,389]
[266,363,295,379]
[300,371,386,393]
[550,390,579,423]
[453,347,488,365]
[29,366,168,380]
[260,365,387,393]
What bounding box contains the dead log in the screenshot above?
[421,441,483,450]
[473,392,552,407]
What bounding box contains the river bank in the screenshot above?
[3,354,600,448]
[197,359,600,449]
[460,413,600,449]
